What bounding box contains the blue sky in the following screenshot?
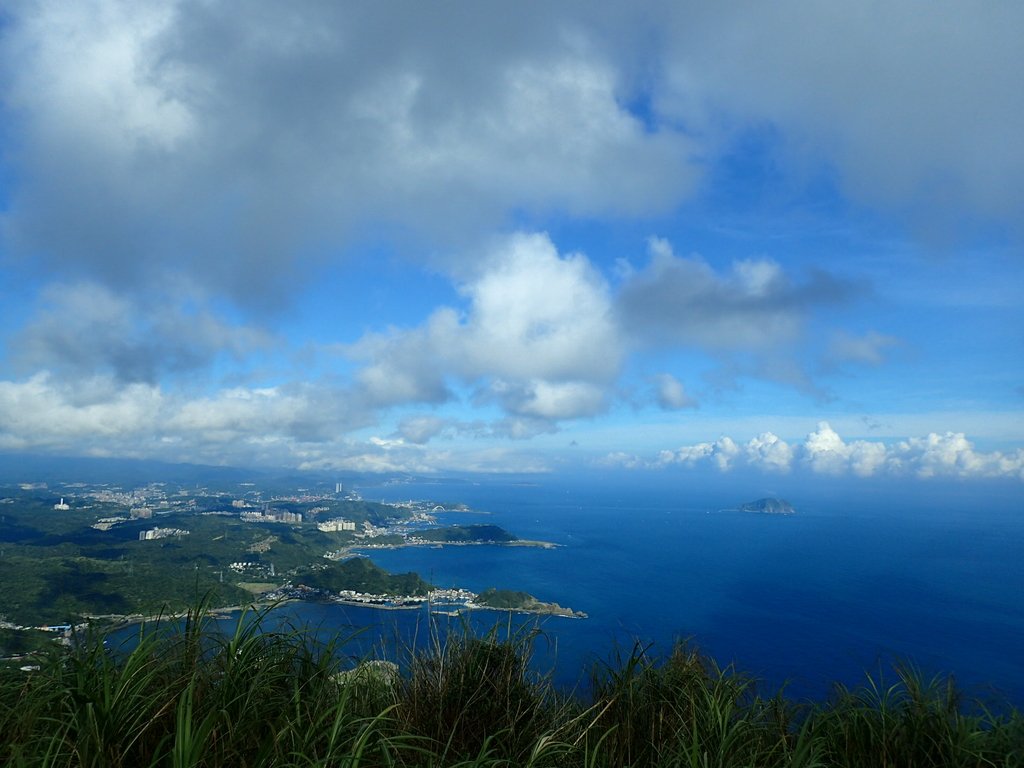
[0,1,1021,480]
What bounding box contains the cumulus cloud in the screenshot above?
[896,432,1024,480]
[0,373,373,460]
[1,2,1019,472]
[657,433,792,473]
[350,232,620,425]
[803,422,890,477]
[745,432,795,473]
[647,422,1023,480]
[617,237,859,351]
[0,371,557,473]
[658,435,740,471]
[490,380,608,421]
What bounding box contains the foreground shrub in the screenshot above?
[396,622,567,764]
[1,602,1021,767]
[587,641,801,767]
[807,664,1024,768]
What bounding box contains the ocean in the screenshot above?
[120,473,1024,705]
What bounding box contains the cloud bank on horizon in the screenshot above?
[0,1,1021,478]
[604,423,1024,481]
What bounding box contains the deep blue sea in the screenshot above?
[122,473,1024,705]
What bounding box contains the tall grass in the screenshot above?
[1,602,1021,767]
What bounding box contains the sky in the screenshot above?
[0,1,1022,481]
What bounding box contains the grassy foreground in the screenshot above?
[1,603,1021,767]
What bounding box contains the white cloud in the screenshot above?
[663,443,713,466]
[658,436,739,471]
[645,421,1023,480]
[453,234,621,382]
[897,432,1024,480]
[658,432,792,473]
[600,451,645,469]
[492,380,608,421]
[1,3,1020,473]
[5,1,196,154]
[804,422,893,477]
[803,421,854,475]
[745,432,793,474]
[0,373,372,464]
[0,370,562,473]
[351,232,621,425]
[0,373,161,453]
[297,443,551,475]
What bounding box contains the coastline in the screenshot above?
[58,539,570,634]
[352,538,559,552]
[82,596,297,634]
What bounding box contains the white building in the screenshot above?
[317,518,356,532]
[139,527,190,541]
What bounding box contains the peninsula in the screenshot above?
[0,477,581,658]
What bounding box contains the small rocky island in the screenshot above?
[736,497,796,515]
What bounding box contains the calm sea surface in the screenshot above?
[122,475,1024,704]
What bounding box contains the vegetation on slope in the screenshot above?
[474,588,535,609]
[295,557,434,596]
[1,600,1021,767]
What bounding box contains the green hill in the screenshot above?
[295,557,433,596]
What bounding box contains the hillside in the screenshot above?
[295,557,433,596]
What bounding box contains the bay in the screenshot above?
[112,474,1024,705]
[347,474,1024,703]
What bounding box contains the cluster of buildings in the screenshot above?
[240,510,303,524]
[228,561,274,575]
[91,516,128,531]
[138,527,190,541]
[316,518,357,532]
[427,588,477,603]
[334,589,424,607]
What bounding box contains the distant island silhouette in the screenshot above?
[722,497,796,515]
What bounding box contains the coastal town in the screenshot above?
[0,473,583,663]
